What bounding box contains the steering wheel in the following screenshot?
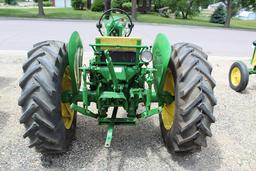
[96,8,134,37]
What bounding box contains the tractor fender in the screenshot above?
[67,31,83,95]
[152,33,173,98]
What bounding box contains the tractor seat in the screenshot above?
[253,40,256,46]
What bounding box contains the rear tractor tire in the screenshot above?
[18,40,76,154]
[228,61,249,92]
[159,43,217,153]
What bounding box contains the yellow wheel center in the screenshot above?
[61,66,75,129]
[231,67,241,87]
[162,69,175,130]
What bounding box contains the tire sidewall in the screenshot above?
[229,61,249,92]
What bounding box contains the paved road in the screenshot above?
[0,18,255,57]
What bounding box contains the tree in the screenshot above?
[201,0,215,9]
[91,0,104,11]
[210,5,226,24]
[240,0,256,11]
[112,0,124,8]
[220,0,256,28]
[153,0,170,10]
[169,0,205,19]
[132,0,137,20]
[224,0,232,27]
[217,0,239,27]
[72,0,86,10]
[38,0,45,16]
[4,0,16,5]
[104,0,111,11]
[87,0,91,9]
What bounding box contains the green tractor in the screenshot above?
[18,8,216,154]
[229,41,256,92]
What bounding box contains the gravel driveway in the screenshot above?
[0,53,256,170]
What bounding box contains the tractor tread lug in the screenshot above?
[199,83,217,106]
[34,74,55,97]
[33,41,49,48]
[32,113,55,130]
[27,43,50,57]
[22,52,45,72]
[42,46,59,61]
[198,122,212,137]
[198,103,216,123]
[196,66,216,88]
[171,141,180,152]
[173,42,189,52]
[175,131,200,145]
[35,130,60,145]
[38,144,64,152]
[18,82,40,106]
[180,93,204,116]
[19,102,39,123]
[19,64,41,88]
[32,96,56,116]
[180,110,203,133]
[179,75,202,98]
[177,47,194,66]
[192,53,213,73]
[37,57,58,80]
[194,134,207,147]
[179,59,199,81]
[29,138,43,148]
[23,122,39,138]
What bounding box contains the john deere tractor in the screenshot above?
[229,41,256,92]
[18,9,216,154]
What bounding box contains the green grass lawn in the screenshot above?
[0,8,255,30]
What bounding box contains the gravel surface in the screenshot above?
[0,53,256,170]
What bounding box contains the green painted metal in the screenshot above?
[105,50,118,91]
[67,31,83,95]
[140,107,162,119]
[82,67,88,109]
[152,33,173,99]
[249,68,256,75]
[99,117,136,125]
[248,43,256,75]
[250,46,256,66]
[90,44,148,49]
[92,37,146,65]
[100,10,130,37]
[70,103,98,118]
[105,124,114,147]
[62,12,177,147]
[103,15,126,37]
